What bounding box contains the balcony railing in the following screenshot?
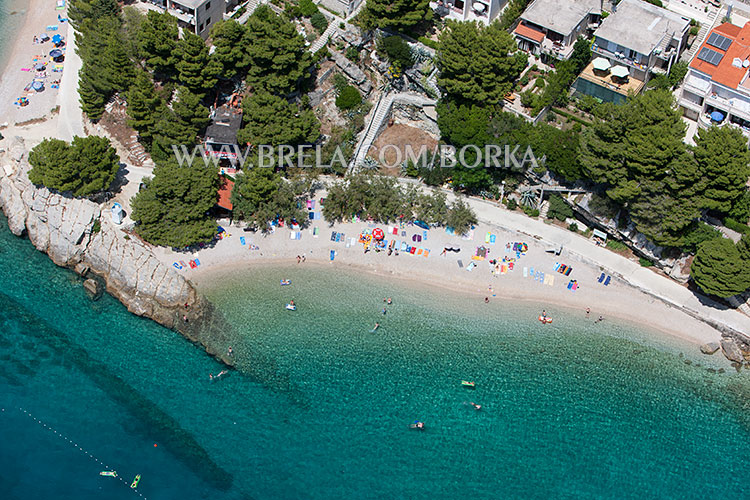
[591,44,648,71]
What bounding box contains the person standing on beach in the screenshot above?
[586,308,590,318]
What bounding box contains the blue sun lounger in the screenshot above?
[604,275,611,286]
[598,272,605,283]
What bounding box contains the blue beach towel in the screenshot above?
[193,258,201,267]
[331,231,336,241]
[423,230,428,241]
[240,236,246,245]
[330,250,336,261]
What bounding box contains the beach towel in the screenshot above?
[193,258,201,266]
[240,236,246,245]
[547,276,554,287]
[604,276,611,286]
[523,266,528,278]
[309,212,314,220]
[173,262,182,270]
[424,250,429,258]
[410,247,416,255]
[539,272,544,283]
[313,227,319,236]
[489,234,496,244]
[189,260,197,269]
[417,248,423,256]
[485,232,491,243]
[179,261,188,268]
[330,250,336,261]
[401,242,407,252]
[21,67,30,71]
[500,264,508,275]
[461,229,474,241]
[572,282,578,291]
[339,233,345,242]
[446,227,455,235]
[553,262,560,272]
[310,200,316,209]
[331,231,336,241]
[466,262,476,271]
[564,267,572,276]
[423,230,428,241]
[597,272,605,283]
[458,259,463,268]
[529,267,534,276]
[567,280,574,290]
[401,230,406,237]
[307,200,312,209]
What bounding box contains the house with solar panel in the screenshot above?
[430,0,506,25]
[573,0,690,103]
[678,22,750,136]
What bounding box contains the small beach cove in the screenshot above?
[2,213,750,499]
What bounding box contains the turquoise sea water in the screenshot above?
[0,0,28,72]
[2,213,750,499]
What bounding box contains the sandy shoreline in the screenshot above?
[152,217,724,350]
[0,0,66,125]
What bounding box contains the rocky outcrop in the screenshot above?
[700,342,720,355]
[720,338,744,364]
[0,137,231,363]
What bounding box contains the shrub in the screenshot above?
[310,12,328,33]
[336,85,362,110]
[519,75,530,87]
[345,46,359,62]
[332,72,348,92]
[569,222,578,233]
[690,26,699,36]
[724,217,750,235]
[606,239,628,251]
[92,219,101,233]
[339,21,345,29]
[299,0,319,17]
[547,194,573,221]
[639,257,654,267]
[523,206,540,217]
[377,35,413,69]
[505,198,517,210]
[418,36,439,50]
[681,222,722,253]
[534,77,545,89]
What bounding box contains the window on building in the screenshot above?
[205,1,211,9]
[199,22,204,31]
[205,16,211,26]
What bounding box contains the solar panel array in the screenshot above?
[707,32,733,51]
[697,47,725,66]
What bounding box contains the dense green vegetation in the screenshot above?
[230,168,309,228]
[437,21,526,105]
[360,0,431,30]
[691,237,750,298]
[131,162,219,248]
[377,36,414,71]
[236,92,320,152]
[28,136,120,197]
[322,173,477,233]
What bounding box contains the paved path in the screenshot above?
[56,22,84,141]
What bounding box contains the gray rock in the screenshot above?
[83,278,102,300]
[700,342,720,355]
[721,338,744,363]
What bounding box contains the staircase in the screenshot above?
[681,8,718,63]
[236,0,263,24]
[348,92,437,173]
[309,21,338,54]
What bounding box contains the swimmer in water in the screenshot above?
[471,402,482,410]
[373,322,380,331]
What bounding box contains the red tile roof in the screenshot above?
[217,176,234,211]
[690,22,750,89]
[514,22,545,44]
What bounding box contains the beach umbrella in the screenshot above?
[611,65,629,79]
[372,228,384,240]
[592,57,611,71]
[32,81,44,91]
[49,49,63,58]
[34,63,46,71]
[710,110,725,122]
[51,34,62,44]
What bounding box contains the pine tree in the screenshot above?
[131,161,219,247]
[137,10,179,79]
[68,0,120,30]
[150,110,200,163]
[210,20,248,81]
[694,126,750,215]
[691,237,750,298]
[175,33,220,96]
[104,29,136,92]
[362,0,431,29]
[126,71,163,143]
[237,92,320,150]
[172,87,210,134]
[244,6,312,95]
[78,66,107,121]
[437,21,527,105]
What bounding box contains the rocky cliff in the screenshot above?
[0,138,232,363]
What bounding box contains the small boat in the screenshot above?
[285,304,297,311]
[99,471,117,477]
[280,279,291,286]
[130,474,141,489]
[461,380,476,388]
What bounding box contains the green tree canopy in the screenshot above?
[138,10,179,78]
[335,85,362,110]
[126,70,164,143]
[362,0,430,29]
[149,110,201,163]
[446,198,478,234]
[243,6,312,95]
[210,20,249,81]
[231,169,308,227]
[172,87,211,134]
[68,0,120,30]
[693,126,750,214]
[580,90,701,246]
[131,162,219,247]
[691,237,750,298]
[377,36,414,70]
[437,21,526,105]
[237,92,320,150]
[28,136,120,197]
[175,32,220,96]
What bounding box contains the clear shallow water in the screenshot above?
[1,215,750,500]
[0,0,28,72]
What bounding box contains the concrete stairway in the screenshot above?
[681,8,718,62]
[236,0,263,24]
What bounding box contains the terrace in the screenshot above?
[577,59,645,98]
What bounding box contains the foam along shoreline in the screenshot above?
[156,217,725,351]
[0,0,66,124]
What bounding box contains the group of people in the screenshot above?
[295,254,306,264]
[373,298,393,331]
